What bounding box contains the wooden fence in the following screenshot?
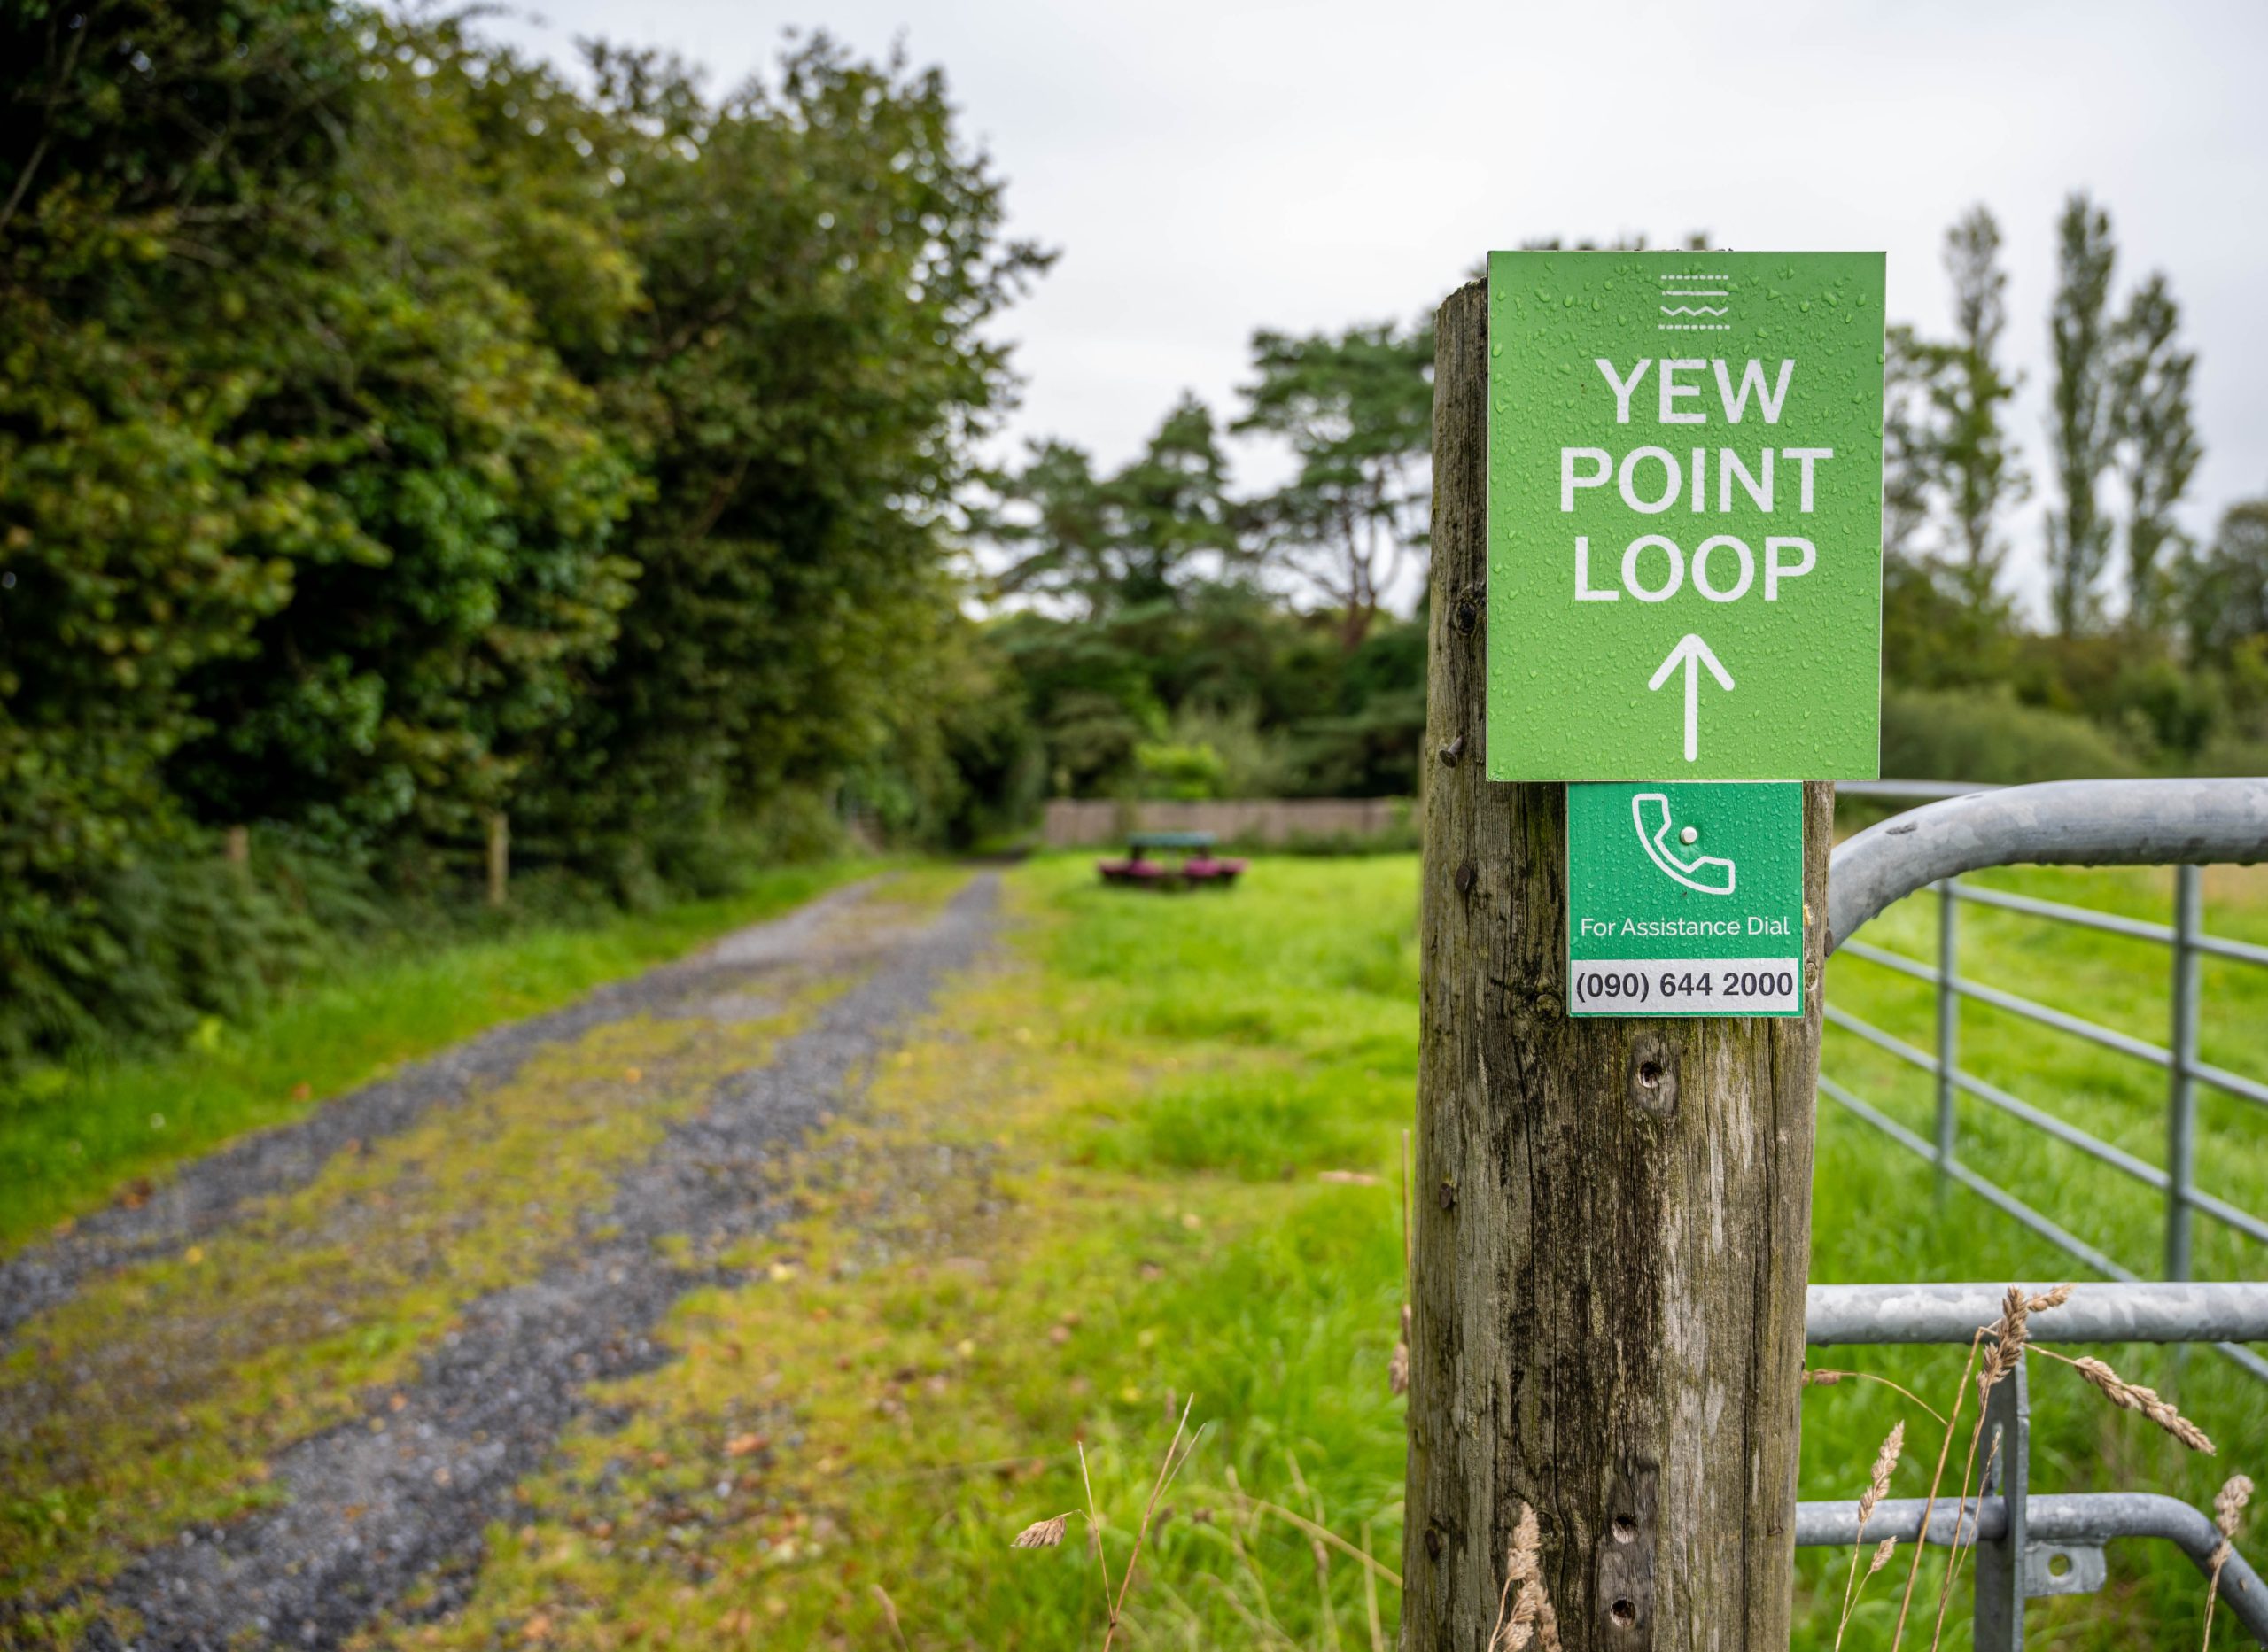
[1040,796,1411,849]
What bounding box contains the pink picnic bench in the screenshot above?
[1097,832,1247,889]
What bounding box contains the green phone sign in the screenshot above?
[1566,781,1805,1017]
[1486,250,1886,780]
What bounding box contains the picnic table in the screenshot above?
[1097,829,1247,889]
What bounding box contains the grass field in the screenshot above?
[6,849,2262,1647]
[0,860,880,1253]
[348,850,2264,1650]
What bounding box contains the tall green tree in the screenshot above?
[539,35,1050,865]
[2177,499,2268,664]
[994,396,1239,617]
[164,13,641,845]
[1235,319,1433,648]
[2047,192,2119,634]
[1102,394,1240,608]
[1,0,371,1037]
[0,8,1051,1055]
[1935,207,2027,609]
[1878,210,2023,690]
[2111,272,2202,630]
[990,439,1114,615]
[1881,322,1944,567]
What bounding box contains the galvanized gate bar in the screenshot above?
[1826,777,2268,954]
[1946,877,2268,966]
[2170,864,2205,1281]
[1796,1493,2268,1643]
[1806,1281,2268,1345]
[1835,936,2268,1110]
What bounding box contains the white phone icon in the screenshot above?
[1633,793,1736,896]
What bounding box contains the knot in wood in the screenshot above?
[1451,583,1483,635]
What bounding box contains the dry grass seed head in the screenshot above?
[1868,1536,1896,1576]
[2218,1475,2255,1545]
[2068,1356,2217,1454]
[1858,1421,1906,1526]
[1390,1303,1412,1397]
[1490,1504,1559,1652]
[1012,1513,1069,1549]
[1802,1369,1842,1387]
[1976,1284,2070,1403]
[1508,1504,1541,1581]
[1979,1286,2031,1396]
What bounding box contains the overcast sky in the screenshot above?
[489,0,2268,619]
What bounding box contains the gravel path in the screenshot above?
[8,871,997,1651]
[0,879,888,1339]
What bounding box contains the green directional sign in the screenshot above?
[1487,250,1885,780]
[1566,781,1805,1017]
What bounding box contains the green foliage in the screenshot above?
[0,0,369,1050]
[1880,686,2141,784]
[995,590,1421,801]
[1161,701,1298,798]
[2177,499,2268,667]
[2112,273,2202,627]
[2047,193,2121,634]
[1235,319,1433,647]
[548,36,1046,859]
[0,9,1037,1064]
[994,396,1241,615]
[1132,740,1226,801]
[1883,208,2027,617]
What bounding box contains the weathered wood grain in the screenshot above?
[1402,277,1830,1651]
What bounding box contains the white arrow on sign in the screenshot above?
[1647,633,1736,763]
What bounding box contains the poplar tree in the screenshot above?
[1935,207,2027,610]
[2111,273,2202,630]
[2046,192,2119,633]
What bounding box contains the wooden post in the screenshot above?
[223,826,250,868]
[485,810,509,910]
[1402,279,1831,1648]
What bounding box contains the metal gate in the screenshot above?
[1808,779,2268,1644]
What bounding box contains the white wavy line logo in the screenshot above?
[1659,306,1728,316]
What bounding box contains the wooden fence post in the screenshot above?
[1402,278,1832,1648]
[486,810,509,910]
[223,826,250,869]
